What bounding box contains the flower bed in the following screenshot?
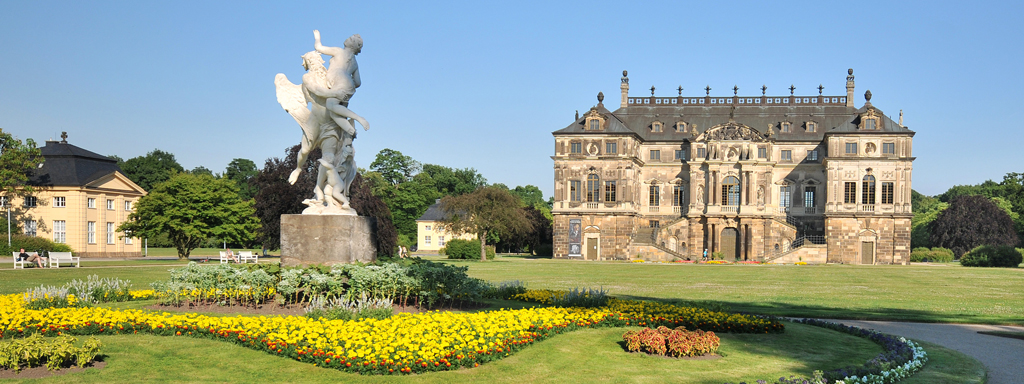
[623,326,720,357]
[0,334,101,372]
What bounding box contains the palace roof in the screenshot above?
[28,140,125,187]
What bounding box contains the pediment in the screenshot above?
[695,122,767,142]
[84,172,147,195]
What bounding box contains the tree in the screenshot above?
[369,148,420,185]
[252,145,320,249]
[929,195,1019,257]
[348,173,398,257]
[190,166,213,176]
[910,190,946,248]
[120,149,185,191]
[119,172,260,259]
[225,158,259,201]
[510,185,546,208]
[439,186,533,261]
[421,164,487,196]
[0,129,43,196]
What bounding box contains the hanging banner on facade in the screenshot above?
[568,219,582,257]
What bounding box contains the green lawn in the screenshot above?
[0,257,997,383]
[436,256,1024,325]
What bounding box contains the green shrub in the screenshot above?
[437,246,446,256]
[445,239,495,260]
[534,243,553,256]
[551,287,608,308]
[0,234,73,255]
[960,245,1023,267]
[909,247,955,262]
[486,280,527,300]
[0,334,102,371]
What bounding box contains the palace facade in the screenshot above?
[551,70,914,264]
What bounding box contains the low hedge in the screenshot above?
[444,239,495,260]
[960,245,1023,267]
[909,247,954,262]
[0,234,74,255]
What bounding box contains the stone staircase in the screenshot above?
[628,226,686,261]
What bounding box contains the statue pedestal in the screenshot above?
[280,214,377,267]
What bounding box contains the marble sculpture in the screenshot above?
[275,30,369,215]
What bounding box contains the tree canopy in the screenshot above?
[252,145,320,249]
[119,172,260,259]
[370,148,420,185]
[439,186,533,261]
[120,149,185,191]
[0,129,42,196]
[225,158,258,201]
[929,195,1019,257]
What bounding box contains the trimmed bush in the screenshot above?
[0,234,73,255]
[444,239,495,260]
[909,247,954,262]
[534,243,553,256]
[960,245,1023,267]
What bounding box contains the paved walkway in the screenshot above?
[822,319,1024,384]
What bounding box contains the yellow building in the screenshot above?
[18,136,147,257]
[415,199,475,252]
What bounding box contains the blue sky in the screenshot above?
[2,1,1022,197]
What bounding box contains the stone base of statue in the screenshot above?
[280,214,376,267]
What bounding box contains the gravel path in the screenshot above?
[821,319,1024,384]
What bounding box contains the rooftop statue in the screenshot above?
[274,30,370,215]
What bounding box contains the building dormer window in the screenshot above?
[675,122,687,132]
[780,122,792,133]
[806,122,817,132]
[588,119,601,131]
[864,118,877,130]
[652,122,663,132]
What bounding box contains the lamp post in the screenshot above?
[6,204,10,247]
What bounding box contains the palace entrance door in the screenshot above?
[586,238,598,260]
[721,228,739,261]
[861,242,874,265]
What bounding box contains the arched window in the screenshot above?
[862,175,876,204]
[721,176,740,206]
[586,174,600,202]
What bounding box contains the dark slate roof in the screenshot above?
[416,200,447,221]
[554,99,913,142]
[826,103,915,135]
[28,141,124,187]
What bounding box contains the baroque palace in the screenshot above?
[551,70,915,264]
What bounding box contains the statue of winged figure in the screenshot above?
[274,30,369,215]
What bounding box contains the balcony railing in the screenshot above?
[586,203,599,209]
[778,207,790,214]
[649,206,660,213]
[673,206,682,214]
[721,205,738,213]
[803,206,817,214]
[861,204,875,212]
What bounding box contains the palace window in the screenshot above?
[88,198,95,208]
[864,118,877,130]
[844,182,857,203]
[846,142,858,155]
[757,147,767,159]
[107,199,114,210]
[570,142,582,154]
[107,222,115,244]
[781,122,792,132]
[88,222,96,244]
[649,220,660,228]
[586,174,600,202]
[806,150,818,162]
[649,185,660,206]
[676,122,687,132]
[54,197,66,208]
[882,182,894,204]
[604,181,616,202]
[53,220,66,244]
[588,119,601,131]
[24,196,37,207]
[652,122,663,132]
[882,142,895,155]
[570,180,581,202]
[807,122,817,132]
[675,149,686,160]
[721,176,740,206]
[650,150,661,161]
[606,142,617,154]
[804,186,816,208]
[673,185,685,206]
[862,175,876,204]
[697,147,706,159]
[781,150,792,162]
[25,220,37,237]
[780,185,792,208]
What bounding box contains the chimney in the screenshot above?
[846,68,855,108]
[620,70,629,108]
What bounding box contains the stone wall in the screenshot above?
[553,214,635,260]
[825,215,911,265]
[768,244,827,264]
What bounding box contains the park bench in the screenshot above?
[47,252,80,268]
[219,251,234,264]
[238,251,258,264]
[12,252,40,269]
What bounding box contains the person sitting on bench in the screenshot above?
[19,248,45,268]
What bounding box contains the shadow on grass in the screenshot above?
[613,294,1024,325]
